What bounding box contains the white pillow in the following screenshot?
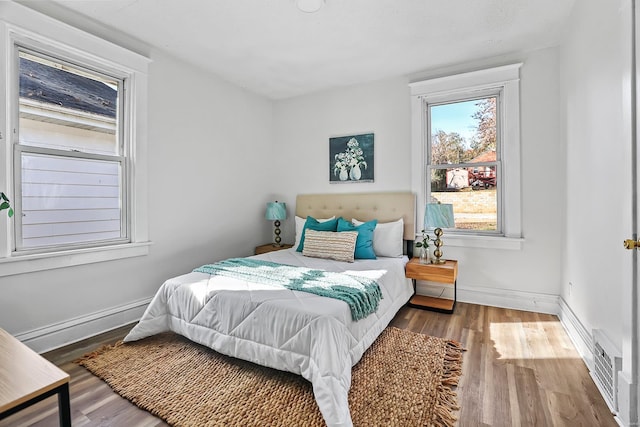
[294,215,336,250]
[352,218,404,257]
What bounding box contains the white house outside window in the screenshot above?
[410,64,523,249]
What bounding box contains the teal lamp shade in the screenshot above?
[266,201,287,246]
[425,202,454,265]
[424,203,455,229]
[265,202,287,221]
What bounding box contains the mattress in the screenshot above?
[124,249,413,427]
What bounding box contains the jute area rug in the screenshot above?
[77,327,463,427]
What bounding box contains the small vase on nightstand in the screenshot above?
[419,246,429,264]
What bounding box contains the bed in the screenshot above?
[124,192,416,427]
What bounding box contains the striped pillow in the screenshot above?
[302,229,358,263]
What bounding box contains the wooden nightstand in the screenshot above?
[255,243,293,255]
[405,258,458,313]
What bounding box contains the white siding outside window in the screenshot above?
[19,153,123,248]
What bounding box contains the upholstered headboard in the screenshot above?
[295,192,416,241]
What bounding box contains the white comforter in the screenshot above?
[124,249,413,427]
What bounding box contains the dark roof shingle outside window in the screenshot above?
[20,57,117,118]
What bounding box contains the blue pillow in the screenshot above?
[337,218,377,259]
[296,216,339,251]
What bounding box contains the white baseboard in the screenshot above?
[557,296,593,368]
[457,284,560,315]
[14,297,151,354]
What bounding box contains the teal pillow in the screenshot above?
[337,218,377,259]
[296,216,339,251]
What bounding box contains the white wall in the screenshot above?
[0,45,275,349]
[144,49,275,284]
[560,0,631,373]
[274,48,565,304]
[272,77,412,244]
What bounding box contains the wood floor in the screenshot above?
[0,302,617,427]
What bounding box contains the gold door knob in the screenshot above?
[624,239,640,249]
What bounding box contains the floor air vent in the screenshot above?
[591,329,622,412]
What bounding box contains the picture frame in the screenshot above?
[329,133,374,183]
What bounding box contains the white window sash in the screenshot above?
[429,161,499,170]
[13,145,130,254]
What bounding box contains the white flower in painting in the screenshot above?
[333,137,367,178]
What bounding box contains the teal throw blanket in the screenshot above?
[193,258,382,321]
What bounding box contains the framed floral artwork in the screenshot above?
[329,133,374,183]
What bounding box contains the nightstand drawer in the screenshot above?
[405,259,457,283]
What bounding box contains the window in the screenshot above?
[0,3,150,276]
[410,64,522,248]
[429,96,500,232]
[16,50,127,252]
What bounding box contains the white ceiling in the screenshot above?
[45,0,575,100]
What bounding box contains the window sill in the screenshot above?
[0,241,152,277]
[442,234,523,250]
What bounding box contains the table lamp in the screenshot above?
[265,201,287,247]
[425,202,454,264]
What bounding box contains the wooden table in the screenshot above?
[0,328,71,426]
[405,258,458,313]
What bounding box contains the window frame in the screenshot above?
[0,3,151,276]
[14,47,130,253]
[427,92,502,235]
[410,64,523,250]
